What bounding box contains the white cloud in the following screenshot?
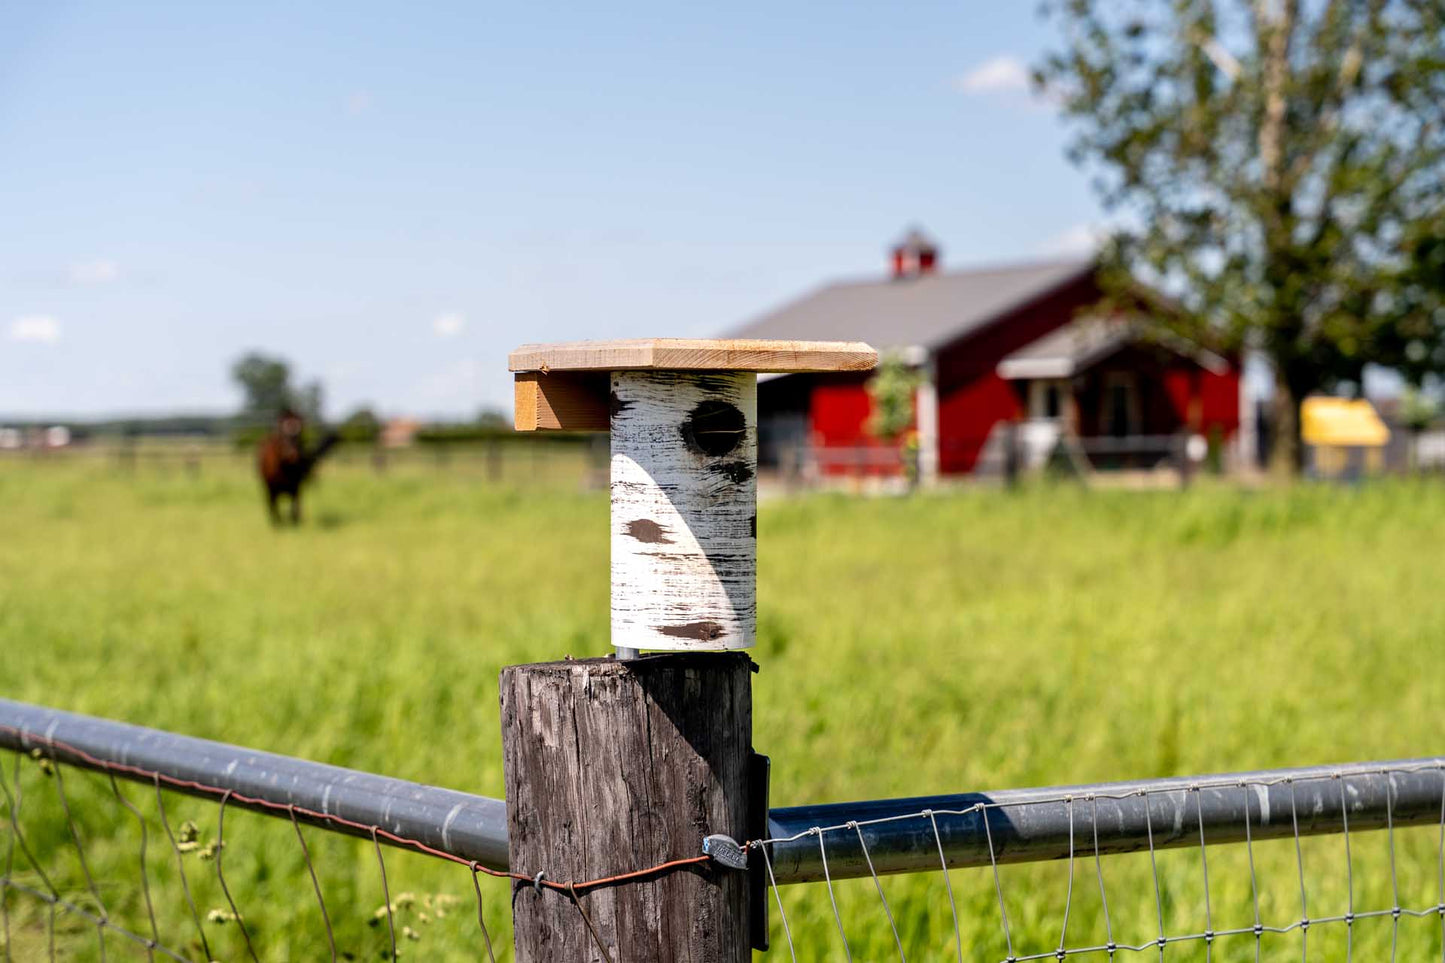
[954,55,1031,95]
[1040,224,1103,257]
[345,91,372,116]
[68,259,120,285]
[432,311,465,338]
[9,315,62,344]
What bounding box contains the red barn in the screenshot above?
[731,229,1242,479]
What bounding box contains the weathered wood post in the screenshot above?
[502,339,875,961]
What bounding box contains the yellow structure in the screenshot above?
[1301,397,1389,476]
[1301,397,1389,446]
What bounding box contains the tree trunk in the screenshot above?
[1268,367,1304,479]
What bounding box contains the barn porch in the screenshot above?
[994,318,1236,474]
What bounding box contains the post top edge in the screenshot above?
[509,338,877,374]
[499,652,758,676]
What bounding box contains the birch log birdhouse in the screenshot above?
[510,338,877,655]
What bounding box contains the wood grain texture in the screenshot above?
[513,372,610,431]
[501,655,753,963]
[611,371,756,652]
[509,338,877,374]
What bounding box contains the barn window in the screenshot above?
[1029,380,1066,421]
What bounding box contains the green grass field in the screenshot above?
[2,454,1444,960]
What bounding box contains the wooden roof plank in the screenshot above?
[509,338,877,374]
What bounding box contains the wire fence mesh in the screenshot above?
[0,743,503,962]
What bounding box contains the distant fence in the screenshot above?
[772,432,1209,490]
[4,698,1442,959]
[0,436,610,490]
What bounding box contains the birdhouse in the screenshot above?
[511,339,876,656]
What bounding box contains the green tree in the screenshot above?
[866,352,922,442]
[866,352,924,487]
[476,407,510,430]
[339,405,382,443]
[1038,0,1445,474]
[230,352,324,425]
[231,352,291,422]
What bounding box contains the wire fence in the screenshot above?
[0,701,708,961]
[0,703,511,961]
[759,761,1445,961]
[4,699,1444,960]
[0,760,500,962]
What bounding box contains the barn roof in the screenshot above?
[996,318,1133,380]
[730,258,1095,352]
[998,317,1231,380]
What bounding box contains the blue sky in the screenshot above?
[0,2,1102,419]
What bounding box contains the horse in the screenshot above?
[256,409,338,526]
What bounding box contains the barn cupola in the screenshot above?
[890,226,940,280]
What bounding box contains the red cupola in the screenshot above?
[890,226,940,280]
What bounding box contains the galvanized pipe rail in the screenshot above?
[0,698,511,872]
[3,699,1441,888]
[765,757,1445,884]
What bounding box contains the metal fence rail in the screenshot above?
[766,757,1445,883]
[5,698,1443,884]
[0,698,509,873]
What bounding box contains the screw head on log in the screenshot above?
[509,338,877,654]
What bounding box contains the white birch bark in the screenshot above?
[610,371,757,651]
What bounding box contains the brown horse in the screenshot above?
[256,409,338,525]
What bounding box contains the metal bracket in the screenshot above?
[747,751,771,951]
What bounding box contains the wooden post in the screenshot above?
[501,654,753,962]
[486,438,501,482]
[501,340,876,959]
[915,359,940,486]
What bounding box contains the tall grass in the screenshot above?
[1,458,1442,959]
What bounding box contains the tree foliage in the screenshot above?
[1037,0,1445,471]
[476,407,511,430]
[866,352,922,443]
[339,406,382,443]
[230,352,324,425]
[1398,383,1438,431]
